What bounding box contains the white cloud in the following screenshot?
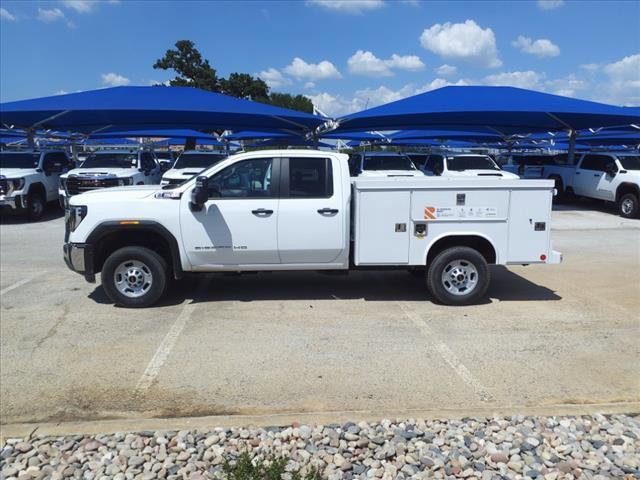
[420,20,502,68]
[54,90,68,95]
[62,1,93,13]
[37,8,65,23]
[305,92,360,117]
[483,70,546,90]
[579,63,600,72]
[417,78,469,93]
[436,64,457,76]
[306,0,384,14]
[537,0,564,10]
[304,81,316,89]
[604,54,640,82]
[284,57,342,80]
[101,72,130,87]
[347,50,424,77]
[257,68,291,89]
[602,54,640,105]
[0,7,16,21]
[511,35,560,58]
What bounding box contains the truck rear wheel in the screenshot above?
[427,247,490,306]
[618,193,639,219]
[101,246,168,308]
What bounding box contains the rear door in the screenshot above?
[277,156,345,264]
[41,152,68,200]
[575,154,609,198]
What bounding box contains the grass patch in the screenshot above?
[223,451,321,480]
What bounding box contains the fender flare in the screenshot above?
[86,220,183,279]
[422,231,499,266]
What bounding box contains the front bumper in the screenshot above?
[0,194,23,211]
[63,242,95,282]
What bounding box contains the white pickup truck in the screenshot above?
[0,149,72,219]
[543,152,640,218]
[412,153,520,179]
[161,150,227,186]
[60,149,162,204]
[63,149,561,308]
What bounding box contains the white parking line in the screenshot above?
[397,302,495,403]
[0,272,45,296]
[135,279,209,393]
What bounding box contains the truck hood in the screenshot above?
[69,185,160,204]
[359,170,425,177]
[162,168,204,180]
[445,170,520,179]
[0,168,40,179]
[62,167,138,179]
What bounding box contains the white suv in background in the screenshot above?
[0,149,72,220]
[415,153,520,179]
[348,152,424,177]
[60,149,162,204]
[161,150,227,186]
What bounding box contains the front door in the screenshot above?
[575,154,609,199]
[180,157,280,268]
[277,156,345,264]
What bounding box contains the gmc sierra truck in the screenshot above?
[543,152,640,218]
[64,149,561,308]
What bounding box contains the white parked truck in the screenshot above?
[0,149,72,219]
[543,152,640,218]
[63,149,561,308]
[348,152,424,177]
[412,153,520,179]
[161,150,227,186]
[59,149,162,204]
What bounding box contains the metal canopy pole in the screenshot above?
[567,129,577,164]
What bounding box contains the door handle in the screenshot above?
[593,173,600,177]
[251,208,273,216]
[575,171,581,175]
[317,208,339,214]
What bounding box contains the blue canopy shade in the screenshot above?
[336,86,640,134]
[390,129,503,143]
[223,130,294,141]
[159,137,224,147]
[322,131,389,141]
[252,138,334,149]
[82,137,140,146]
[91,128,218,140]
[0,86,327,135]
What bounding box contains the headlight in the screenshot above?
[117,177,133,186]
[67,205,88,233]
[11,178,25,190]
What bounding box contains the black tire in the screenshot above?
[549,176,565,203]
[101,246,168,308]
[618,193,639,219]
[427,247,490,306]
[26,190,46,221]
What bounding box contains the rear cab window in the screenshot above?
[286,157,333,198]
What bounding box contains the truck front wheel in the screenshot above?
[26,190,45,221]
[427,247,490,306]
[101,247,168,308]
[618,193,639,219]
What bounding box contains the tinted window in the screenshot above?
[81,153,138,169]
[512,155,553,166]
[617,155,640,170]
[0,153,40,169]
[175,153,226,169]
[363,155,415,171]
[407,154,429,168]
[425,155,444,175]
[580,155,610,171]
[447,155,500,171]
[141,152,156,170]
[288,157,333,198]
[208,158,273,198]
[155,151,174,160]
[43,152,68,172]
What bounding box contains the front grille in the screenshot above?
[0,179,8,195]
[65,177,119,196]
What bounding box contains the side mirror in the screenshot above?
[605,164,617,176]
[190,176,210,212]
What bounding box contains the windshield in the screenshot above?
[363,155,416,171]
[0,152,40,169]
[617,155,640,170]
[447,155,500,171]
[155,151,174,160]
[174,153,226,169]
[80,153,138,169]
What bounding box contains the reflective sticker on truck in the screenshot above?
[424,206,498,220]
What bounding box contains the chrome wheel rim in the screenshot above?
[441,260,478,296]
[114,260,153,298]
[621,198,634,215]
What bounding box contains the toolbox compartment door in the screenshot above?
[355,190,410,264]
[507,189,552,263]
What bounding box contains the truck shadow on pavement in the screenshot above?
[89,266,561,307]
[0,205,64,224]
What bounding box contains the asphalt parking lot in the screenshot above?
[1,199,639,431]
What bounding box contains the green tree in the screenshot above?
[153,40,219,91]
[155,40,314,114]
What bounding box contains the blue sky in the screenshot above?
[1,0,639,115]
